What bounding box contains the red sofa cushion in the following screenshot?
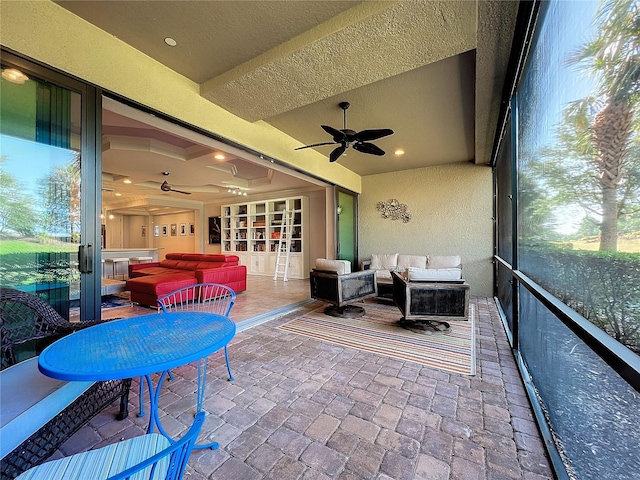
[129,252,242,280]
[126,273,196,297]
[163,253,239,264]
[176,253,205,261]
[130,266,182,277]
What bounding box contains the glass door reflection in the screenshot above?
[0,64,84,320]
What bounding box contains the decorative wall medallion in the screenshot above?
[376,199,412,223]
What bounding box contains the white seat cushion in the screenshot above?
[375,269,393,281]
[427,255,461,269]
[406,267,462,282]
[314,258,351,274]
[16,433,170,479]
[130,256,153,262]
[397,254,427,270]
[370,253,398,270]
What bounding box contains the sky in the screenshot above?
[0,134,76,194]
[0,134,77,236]
[522,0,602,235]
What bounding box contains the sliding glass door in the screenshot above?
[0,52,101,322]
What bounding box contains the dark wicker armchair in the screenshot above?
[0,287,131,479]
[309,259,377,318]
[1,287,106,368]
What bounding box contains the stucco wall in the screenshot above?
[360,162,493,297]
[0,0,360,194]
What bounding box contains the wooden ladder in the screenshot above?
[273,209,294,281]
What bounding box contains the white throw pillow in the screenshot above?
[397,254,427,270]
[315,258,351,274]
[406,267,462,282]
[370,253,398,270]
[427,255,461,269]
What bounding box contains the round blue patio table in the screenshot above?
[38,311,236,449]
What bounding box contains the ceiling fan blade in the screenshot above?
[321,125,347,143]
[353,142,385,156]
[160,180,191,194]
[294,141,338,150]
[353,128,394,142]
[329,144,347,163]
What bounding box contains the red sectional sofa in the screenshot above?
[125,253,247,306]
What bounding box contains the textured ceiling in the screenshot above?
[200,1,476,121]
[55,0,518,179]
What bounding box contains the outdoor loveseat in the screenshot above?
[360,253,463,298]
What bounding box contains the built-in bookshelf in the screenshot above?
[222,196,309,278]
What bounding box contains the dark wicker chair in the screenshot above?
[0,287,131,479]
[309,259,377,318]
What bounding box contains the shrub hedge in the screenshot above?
[521,244,640,353]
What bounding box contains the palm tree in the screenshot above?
[568,0,640,251]
[539,100,640,239]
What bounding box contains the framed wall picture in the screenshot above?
[189,223,195,235]
[180,223,187,236]
[154,225,160,237]
[170,224,177,236]
[162,224,168,236]
[208,216,221,244]
[141,225,146,237]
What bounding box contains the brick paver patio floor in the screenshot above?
[55,296,554,479]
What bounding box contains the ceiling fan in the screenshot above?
[295,101,394,163]
[160,172,191,195]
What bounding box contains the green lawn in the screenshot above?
[569,237,640,253]
[0,239,77,255]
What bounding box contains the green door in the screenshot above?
[336,189,357,267]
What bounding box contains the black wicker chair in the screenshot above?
[309,259,377,318]
[0,287,131,479]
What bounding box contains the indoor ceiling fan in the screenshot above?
[160,172,191,195]
[295,101,394,163]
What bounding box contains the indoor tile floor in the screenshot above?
[100,274,313,323]
[53,276,553,480]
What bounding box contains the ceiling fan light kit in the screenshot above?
[295,102,393,162]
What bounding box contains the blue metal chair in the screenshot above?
[15,412,204,480]
[137,284,236,417]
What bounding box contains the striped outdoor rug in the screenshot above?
[278,303,476,375]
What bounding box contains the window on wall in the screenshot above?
[509,0,640,478]
[517,0,639,353]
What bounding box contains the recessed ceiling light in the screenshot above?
[394,149,405,156]
[123,179,132,184]
[2,68,29,84]
[164,37,177,47]
[115,192,122,197]
[214,153,225,160]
